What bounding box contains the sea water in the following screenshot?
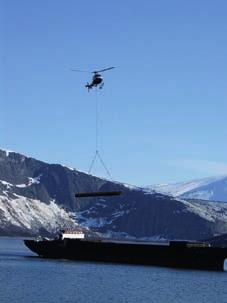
[0,237,227,303]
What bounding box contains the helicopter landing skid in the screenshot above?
[99,83,104,89]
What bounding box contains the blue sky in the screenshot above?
[1,0,227,185]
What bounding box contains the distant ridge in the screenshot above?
[148,176,227,202]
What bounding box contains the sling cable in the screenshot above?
[75,88,122,198]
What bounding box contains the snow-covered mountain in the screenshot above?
[149,176,227,202]
[0,194,77,236]
[1,148,227,240]
[0,148,106,236]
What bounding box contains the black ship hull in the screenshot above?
[24,238,227,271]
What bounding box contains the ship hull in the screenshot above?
[24,238,227,271]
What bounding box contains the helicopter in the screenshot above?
[72,67,115,91]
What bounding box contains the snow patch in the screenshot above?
[75,211,110,228]
[122,183,137,190]
[15,175,42,188]
[0,180,13,189]
[62,165,75,171]
[0,175,42,189]
[177,198,227,222]
[0,194,77,234]
[182,190,214,200]
[112,209,130,218]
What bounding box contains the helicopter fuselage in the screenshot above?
[86,73,103,90]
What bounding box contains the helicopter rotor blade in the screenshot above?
[71,69,90,73]
[93,67,115,73]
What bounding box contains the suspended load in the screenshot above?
[75,191,122,198]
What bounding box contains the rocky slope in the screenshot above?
[1,149,227,240]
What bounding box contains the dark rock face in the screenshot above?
[0,149,105,211]
[1,149,227,239]
[76,183,223,240]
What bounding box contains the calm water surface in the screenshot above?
[0,237,227,303]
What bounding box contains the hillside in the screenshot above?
[1,149,227,240]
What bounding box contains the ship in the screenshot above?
[24,229,227,271]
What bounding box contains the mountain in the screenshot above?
[1,148,227,240]
[149,176,227,202]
